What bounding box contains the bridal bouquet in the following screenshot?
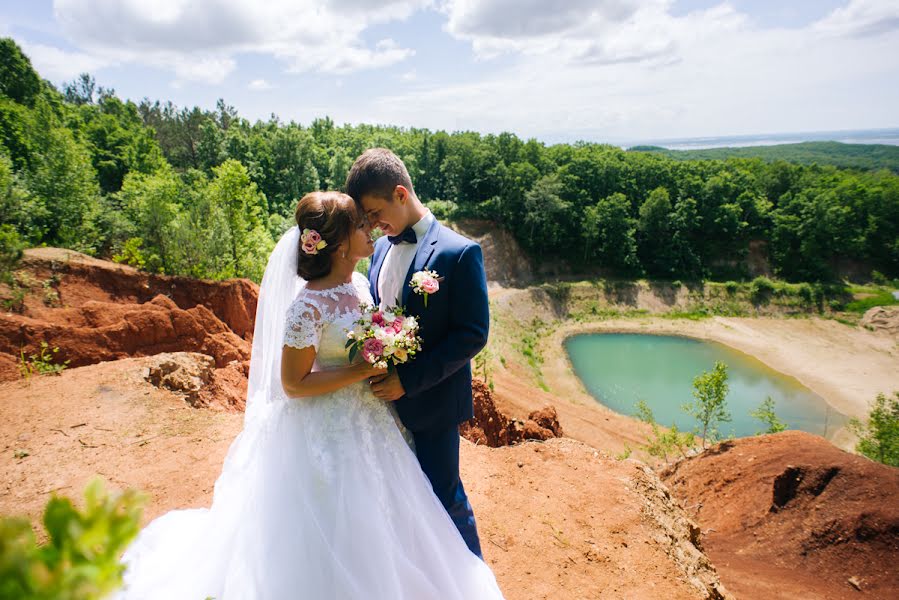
[346,304,422,370]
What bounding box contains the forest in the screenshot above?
[2,38,898,285]
[633,141,899,174]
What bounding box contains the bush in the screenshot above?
[749,276,776,305]
[797,283,814,304]
[424,199,458,221]
[750,396,788,434]
[634,400,696,463]
[724,281,739,295]
[0,478,145,600]
[849,391,899,467]
[0,223,25,284]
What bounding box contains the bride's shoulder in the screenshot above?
[351,271,372,294]
[286,289,322,320]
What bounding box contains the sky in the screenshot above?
[2,0,898,144]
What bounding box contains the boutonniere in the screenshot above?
[409,269,443,307]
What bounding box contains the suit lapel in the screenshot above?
[401,219,440,307]
[369,239,387,306]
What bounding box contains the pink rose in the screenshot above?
[307,230,321,244]
[302,241,317,254]
[361,338,385,363]
[371,311,385,325]
[392,317,404,333]
[420,278,439,294]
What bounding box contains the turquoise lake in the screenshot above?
[564,333,846,439]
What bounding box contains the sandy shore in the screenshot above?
[540,316,898,451]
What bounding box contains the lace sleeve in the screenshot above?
[283,297,323,351]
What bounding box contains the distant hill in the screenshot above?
[628,141,899,172]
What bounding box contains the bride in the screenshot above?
[114,191,505,599]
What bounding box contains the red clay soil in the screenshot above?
[661,431,899,599]
[460,378,563,447]
[0,249,256,407]
[0,358,730,600]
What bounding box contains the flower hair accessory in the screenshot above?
[301,228,328,255]
[409,269,443,307]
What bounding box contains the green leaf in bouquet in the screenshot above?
[348,345,358,363]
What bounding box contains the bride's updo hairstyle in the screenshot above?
[294,191,361,281]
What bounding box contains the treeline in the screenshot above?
[2,38,898,284]
[633,141,899,174]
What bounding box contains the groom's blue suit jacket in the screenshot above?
[368,219,489,432]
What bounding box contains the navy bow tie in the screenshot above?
[387,228,417,245]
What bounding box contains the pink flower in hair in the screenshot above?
[301,228,327,255]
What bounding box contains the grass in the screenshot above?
[844,289,899,313]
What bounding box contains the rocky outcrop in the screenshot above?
[0,248,256,386]
[447,220,533,286]
[861,305,899,336]
[15,247,257,337]
[143,352,247,411]
[460,378,563,447]
[661,431,899,598]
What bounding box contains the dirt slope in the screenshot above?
[1,357,731,599]
[661,431,899,599]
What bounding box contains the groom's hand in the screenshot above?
[369,372,405,401]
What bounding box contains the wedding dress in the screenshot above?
[113,227,505,599]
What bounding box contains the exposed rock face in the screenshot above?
[143,352,247,411]
[661,431,899,599]
[860,305,899,336]
[460,378,563,447]
[0,248,256,388]
[447,220,533,286]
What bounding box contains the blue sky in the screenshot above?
[2,0,897,143]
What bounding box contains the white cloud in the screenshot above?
[17,41,112,81]
[440,0,686,65]
[248,78,273,91]
[813,0,899,37]
[361,2,899,141]
[51,0,426,83]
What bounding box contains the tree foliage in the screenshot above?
[2,37,899,284]
[849,392,899,467]
[683,361,732,447]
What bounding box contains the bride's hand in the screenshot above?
[356,360,387,379]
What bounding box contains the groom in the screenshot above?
[345,148,489,558]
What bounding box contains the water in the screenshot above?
[564,333,847,440]
[623,127,899,150]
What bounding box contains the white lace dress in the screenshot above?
[114,272,504,599]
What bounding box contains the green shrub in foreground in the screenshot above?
[0,478,145,600]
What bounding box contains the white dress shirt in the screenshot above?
[378,210,435,309]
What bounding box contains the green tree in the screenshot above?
[849,392,899,467]
[750,396,787,434]
[637,186,673,275]
[118,168,182,272]
[683,361,731,448]
[582,192,638,270]
[206,159,274,280]
[522,174,571,252]
[0,38,42,106]
[26,102,104,253]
